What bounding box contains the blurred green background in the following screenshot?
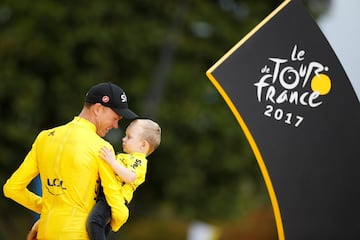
[0,0,330,239]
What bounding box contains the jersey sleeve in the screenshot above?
[116,153,147,203]
[97,144,129,231]
[128,157,147,187]
[3,132,43,214]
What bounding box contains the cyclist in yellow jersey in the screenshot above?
[86,118,161,239]
[3,82,137,240]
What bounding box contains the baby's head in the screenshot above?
[122,119,161,156]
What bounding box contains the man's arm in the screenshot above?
[3,143,42,214]
[97,145,129,232]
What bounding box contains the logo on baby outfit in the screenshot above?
[131,159,142,168]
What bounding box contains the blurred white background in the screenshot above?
[317,0,360,100]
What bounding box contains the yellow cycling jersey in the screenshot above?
[115,152,148,203]
[3,117,128,239]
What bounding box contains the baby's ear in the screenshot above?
[143,140,151,153]
[142,139,148,148]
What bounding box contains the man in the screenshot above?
[3,82,137,239]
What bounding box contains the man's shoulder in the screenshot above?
[36,122,68,139]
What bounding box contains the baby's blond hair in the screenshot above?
[129,119,161,155]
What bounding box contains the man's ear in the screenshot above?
[92,103,103,116]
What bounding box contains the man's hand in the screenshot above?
[27,220,39,240]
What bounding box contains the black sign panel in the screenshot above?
[206,0,360,239]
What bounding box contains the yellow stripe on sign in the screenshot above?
[206,71,285,240]
[205,2,294,239]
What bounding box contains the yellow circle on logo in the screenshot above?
[311,73,331,95]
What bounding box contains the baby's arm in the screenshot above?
[99,146,136,183]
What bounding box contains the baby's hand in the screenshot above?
[99,146,116,164]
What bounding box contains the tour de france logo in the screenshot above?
[254,44,332,128]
